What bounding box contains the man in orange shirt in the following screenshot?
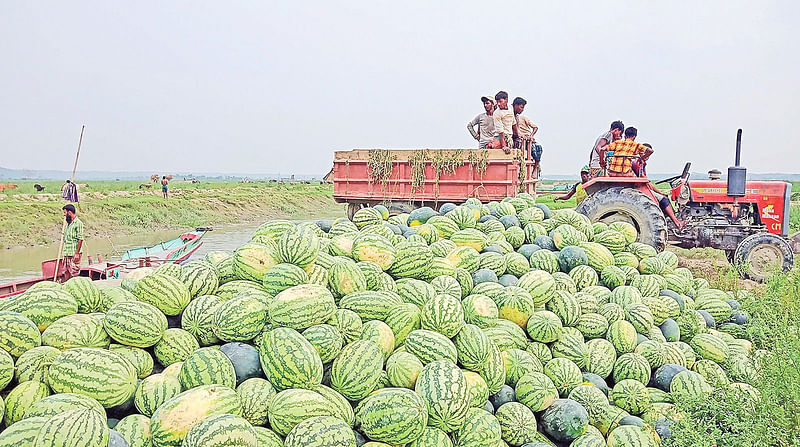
[606,127,652,176]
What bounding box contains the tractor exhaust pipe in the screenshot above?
[728,128,746,196]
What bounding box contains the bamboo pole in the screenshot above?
[54,125,85,281]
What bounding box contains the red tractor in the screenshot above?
[576,130,794,282]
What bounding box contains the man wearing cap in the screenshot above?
[708,169,722,180]
[61,204,84,278]
[491,91,516,153]
[555,166,591,205]
[467,96,496,149]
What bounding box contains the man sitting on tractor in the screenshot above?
[607,127,685,230]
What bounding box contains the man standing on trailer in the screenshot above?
[467,96,496,149]
[511,96,541,184]
[589,120,624,177]
[491,91,515,153]
[61,204,84,278]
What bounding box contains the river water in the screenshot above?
[0,221,269,283]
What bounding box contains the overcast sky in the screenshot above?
[1,1,798,176]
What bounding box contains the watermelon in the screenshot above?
[213,294,267,342]
[0,416,49,447]
[236,378,276,426]
[181,294,223,346]
[178,347,236,389]
[386,351,424,389]
[610,379,651,415]
[540,398,589,443]
[153,328,200,367]
[669,370,712,400]
[354,388,428,444]
[584,339,617,379]
[502,349,543,387]
[104,301,168,348]
[415,360,470,432]
[389,243,434,278]
[110,344,154,379]
[259,327,322,390]
[421,293,465,338]
[268,388,337,436]
[181,262,219,298]
[328,259,368,298]
[517,270,556,306]
[339,290,402,321]
[277,224,321,268]
[462,294,499,328]
[361,320,395,360]
[495,401,537,445]
[0,311,41,358]
[114,414,152,447]
[383,302,421,347]
[133,273,191,316]
[327,309,363,345]
[331,340,384,400]
[14,346,60,384]
[452,407,502,447]
[42,313,108,351]
[63,276,104,313]
[544,358,583,397]
[233,242,280,282]
[33,407,109,447]
[607,320,639,355]
[134,373,182,417]
[5,288,78,331]
[150,385,242,446]
[48,348,138,408]
[613,353,652,385]
[284,416,356,447]
[689,333,730,363]
[3,381,50,426]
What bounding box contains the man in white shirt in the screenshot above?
[467,96,496,149]
[589,120,624,177]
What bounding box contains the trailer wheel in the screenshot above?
[576,186,667,251]
[733,233,794,282]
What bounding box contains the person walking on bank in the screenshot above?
[61,179,79,202]
[467,96,496,149]
[589,120,624,177]
[61,204,84,278]
[491,91,515,153]
[161,176,169,199]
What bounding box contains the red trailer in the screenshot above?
[332,148,539,218]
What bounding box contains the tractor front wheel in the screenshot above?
[576,186,667,251]
[733,233,794,282]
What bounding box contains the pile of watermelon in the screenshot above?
[0,193,763,447]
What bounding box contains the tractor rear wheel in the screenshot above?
[733,233,794,282]
[576,186,667,251]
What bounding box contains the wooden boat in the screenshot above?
[120,227,211,268]
[0,259,122,299]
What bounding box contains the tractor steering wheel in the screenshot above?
[655,174,682,185]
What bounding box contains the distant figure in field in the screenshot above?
[61,204,84,279]
[61,180,79,202]
[34,184,45,192]
[161,176,169,199]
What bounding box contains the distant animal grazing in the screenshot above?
[139,183,153,189]
[151,174,160,183]
[34,184,45,192]
[76,183,89,188]
[0,184,4,193]
[6,184,17,189]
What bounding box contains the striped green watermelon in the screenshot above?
[607,320,638,355]
[452,407,502,447]
[483,320,528,351]
[625,302,655,334]
[277,225,321,268]
[331,340,384,401]
[181,262,219,297]
[182,413,257,447]
[302,324,343,363]
[268,388,336,436]
[584,338,617,379]
[284,415,356,447]
[405,329,458,365]
[610,379,651,416]
[570,265,599,290]
[328,258,368,298]
[453,324,493,370]
[150,385,242,446]
[634,340,666,370]
[134,373,181,417]
[353,207,384,228]
[181,294,222,346]
[576,313,609,339]
[339,290,402,321]
[445,246,481,274]
[462,294,499,329]
[544,358,583,397]
[212,294,267,342]
[578,242,615,272]
[354,388,428,444]
[361,320,395,360]
[606,425,655,446]
[0,311,41,358]
[14,346,60,384]
[352,233,397,270]
[552,225,586,249]
[33,407,109,447]
[265,284,332,331]
[546,291,582,327]
[0,349,12,391]
[98,286,138,312]
[613,353,652,385]
[5,288,78,331]
[463,371,489,408]
[261,263,308,296]
[550,329,588,370]
[259,327,322,390]
[0,416,49,446]
[236,378,275,426]
[594,230,627,254]
[526,311,563,343]
[114,414,152,447]
[568,384,609,428]
[42,313,109,350]
[3,381,50,426]
[327,309,363,344]
[253,220,294,242]
[133,273,191,316]
[517,270,556,306]
[233,242,280,282]
[109,344,154,379]
[389,243,435,278]
[153,328,200,367]
[156,263,183,278]
[215,280,267,301]
[415,360,470,432]
[383,302,421,347]
[104,301,167,348]
[689,333,730,363]
[47,348,138,408]
[386,351,424,389]
[514,371,558,412]
[420,293,465,338]
[178,347,236,389]
[63,276,103,313]
[359,260,386,290]
[495,401,537,445]
[502,348,543,387]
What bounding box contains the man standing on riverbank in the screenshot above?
[62,204,84,278]
[161,176,169,199]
